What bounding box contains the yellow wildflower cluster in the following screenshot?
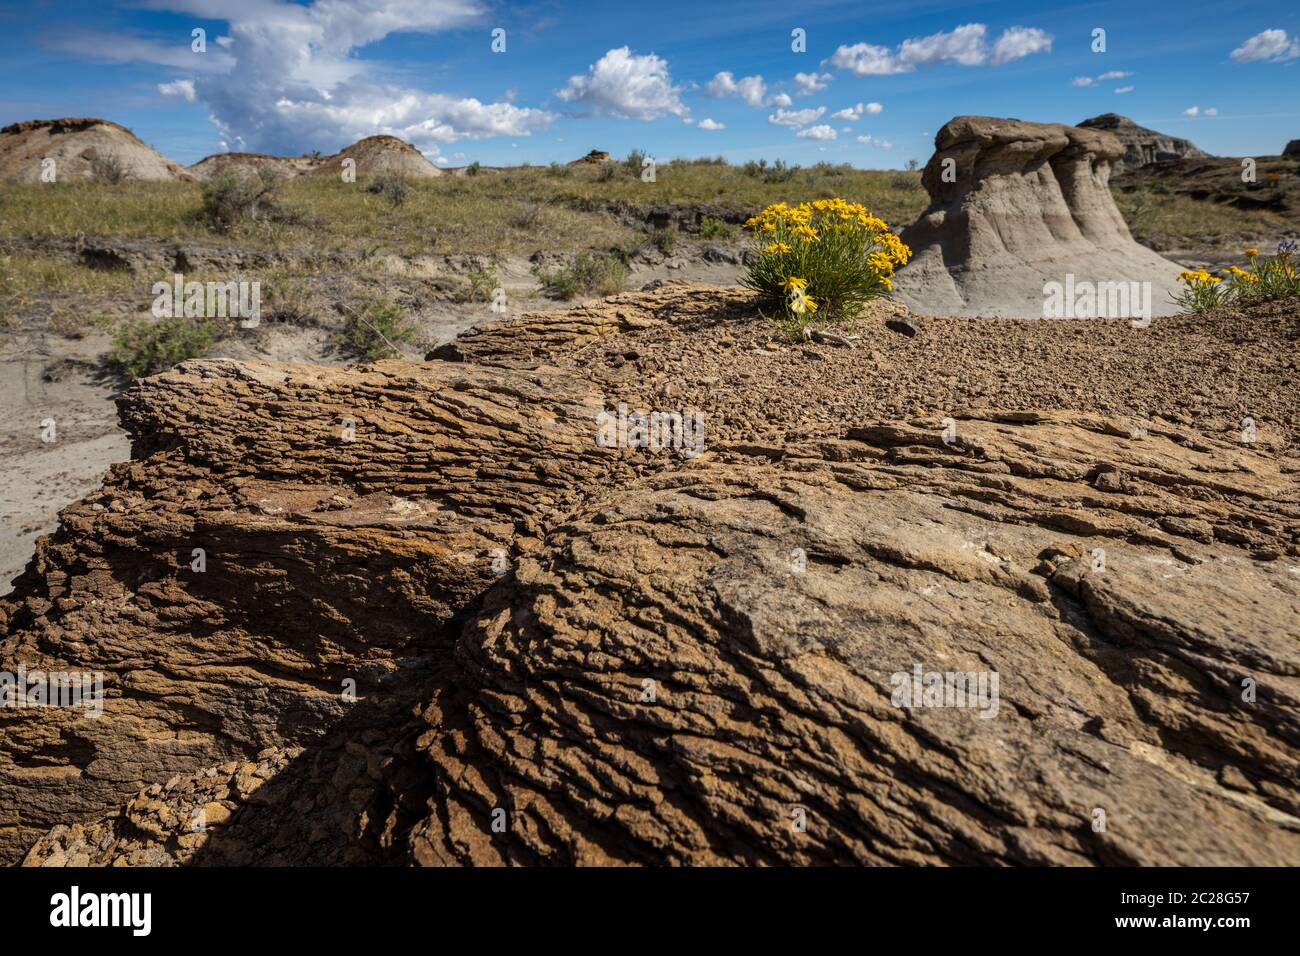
[745,199,911,266]
[1179,268,1221,285]
[744,197,911,321]
[1244,248,1260,257]
[1224,265,1260,284]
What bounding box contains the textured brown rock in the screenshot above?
[6,285,1299,866]
[894,116,1185,318]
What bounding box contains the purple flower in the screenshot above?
[1279,239,1298,254]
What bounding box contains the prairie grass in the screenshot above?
[0,162,929,256]
[1113,190,1287,251]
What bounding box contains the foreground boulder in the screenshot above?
[5,285,1299,866]
[894,116,1185,319]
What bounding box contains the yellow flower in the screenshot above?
[788,289,818,315]
[1244,248,1260,257]
[793,225,819,241]
[780,276,809,292]
[763,242,792,254]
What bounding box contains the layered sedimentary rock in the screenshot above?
[6,285,1300,866]
[1078,114,1210,172]
[894,116,1185,319]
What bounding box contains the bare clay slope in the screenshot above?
[0,118,191,182]
[5,285,1299,866]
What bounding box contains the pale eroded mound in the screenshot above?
[0,118,191,182]
[894,116,1186,319]
[309,135,442,179]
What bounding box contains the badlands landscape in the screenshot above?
[1,109,1297,870]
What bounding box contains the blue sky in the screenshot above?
[1,0,1296,168]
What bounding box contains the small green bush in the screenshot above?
[698,216,738,240]
[650,224,677,255]
[463,267,499,303]
[532,252,628,300]
[465,161,481,176]
[365,171,409,205]
[200,169,280,232]
[90,155,129,184]
[742,159,798,183]
[110,315,216,378]
[624,149,648,175]
[340,298,416,359]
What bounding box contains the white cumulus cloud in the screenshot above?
[829,23,1052,75]
[768,107,826,127]
[832,102,883,121]
[989,26,1053,65]
[1184,106,1218,117]
[1114,86,1135,94]
[856,134,893,149]
[1073,70,1131,87]
[63,1,555,156]
[793,71,831,94]
[697,118,725,131]
[707,71,791,107]
[158,79,196,101]
[1230,29,1300,63]
[797,125,837,140]
[558,46,688,120]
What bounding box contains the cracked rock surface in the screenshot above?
[4,283,1298,866]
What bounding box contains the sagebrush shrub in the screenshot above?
[532,252,628,300]
[89,154,129,184]
[365,171,409,205]
[200,169,280,232]
[110,315,215,378]
[341,298,416,359]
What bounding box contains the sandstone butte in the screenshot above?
[2,280,1298,867]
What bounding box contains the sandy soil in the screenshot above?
[0,331,129,589]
